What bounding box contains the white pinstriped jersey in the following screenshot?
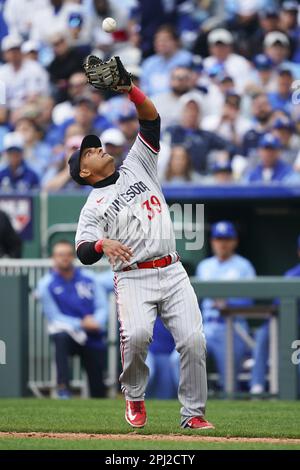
[75,131,176,272]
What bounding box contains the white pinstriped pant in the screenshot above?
[114,261,207,426]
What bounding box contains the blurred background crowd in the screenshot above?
[0,0,300,190]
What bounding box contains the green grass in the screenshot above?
[0,399,299,450]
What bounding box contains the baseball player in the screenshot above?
[68,55,214,430]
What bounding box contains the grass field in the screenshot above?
[0,399,299,450]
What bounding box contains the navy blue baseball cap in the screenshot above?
[258,133,281,149]
[68,134,102,185]
[254,54,273,70]
[211,221,237,239]
[272,117,295,131]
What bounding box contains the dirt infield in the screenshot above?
[1,432,300,445]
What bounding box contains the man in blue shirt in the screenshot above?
[0,132,39,191]
[141,25,192,97]
[250,234,300,394]
[244,133,300,184]
[196,221,256,391]
[37,240,109,398]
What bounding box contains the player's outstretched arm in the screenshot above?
[128,85,158,121]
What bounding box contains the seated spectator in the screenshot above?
[271,117,300,165]
[0,209,22,258]
[56,97,111,145]
[250,234,300,394]
[37,240,108,398]
[163,145,202,184]
[163,96,234,174]
[246,54,278,93]
[0,34,49,111]
[202,92,252,147]
[65,5,92,53]
[100,128,126,169]
[196,221,255,391]
[21,40,40,63]
[152,65,203,130]
[141,25,192,97]
[3,0,47,39]
[42,135,86,192]
[146,316,178,399]
[244,133,300,184]
[250,8,280,57]
[279,1,300,63]
[15,117,52,178]
[242,93,273,158]
[52,72,91,126]
[47,30,86,103]
[263,31,300,78]
[117,109,139,150]
[268,69,296,116]
[203,29,252,93]
[203,162,234,185]
[0,132,39,191]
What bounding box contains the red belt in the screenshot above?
[122,254,179,271]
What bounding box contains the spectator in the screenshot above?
[263,31,300,78]
[152,65,204,130]
[279,1,300,63]
[163,96,234,174]
[203,28,252,93]
[164,145,202,184]
[268,69,297,116]
[196,221,256,391]
[0,209,22,258]
[37,240,108,398]
[244,133,300,184]
[250,234,300,394]
[100,128,126,169]
[242,93,273,158]
[30,0,75,43]
[42,135,85,192]
[15,117,52,178]
[117,108,139,149]
[224,0,260,60]
[47,30,86,103]
[141,25,193,97]
[0,132,39,191]
[204,161,234,185]
[272,117,300,165]
[146,316,178,399]
[0,34,49,110]
[250,8,280,57]
[202,92,252,147]
[52,72,90,126]
[246,54,278,93]
[3,0,47,38]
[21,40,40,62]
[56,97,111,145]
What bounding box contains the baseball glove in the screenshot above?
[83,55,132,92]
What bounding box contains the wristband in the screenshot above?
[94,239,104,254]
[129,85,146,106]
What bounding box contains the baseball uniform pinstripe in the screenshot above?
[75,118,207,426]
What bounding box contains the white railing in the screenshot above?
[0,259,118,398]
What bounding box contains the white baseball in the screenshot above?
[102,17,117,33]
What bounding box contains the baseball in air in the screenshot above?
[102,17,117,33]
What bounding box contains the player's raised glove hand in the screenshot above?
[83,55,132,92]
[103,239,133,266]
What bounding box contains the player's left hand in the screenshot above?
[81,315,100,332]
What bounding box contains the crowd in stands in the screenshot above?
[0,0,299,191]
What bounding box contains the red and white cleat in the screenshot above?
[125,400,147,428]
[184,416,215,430]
